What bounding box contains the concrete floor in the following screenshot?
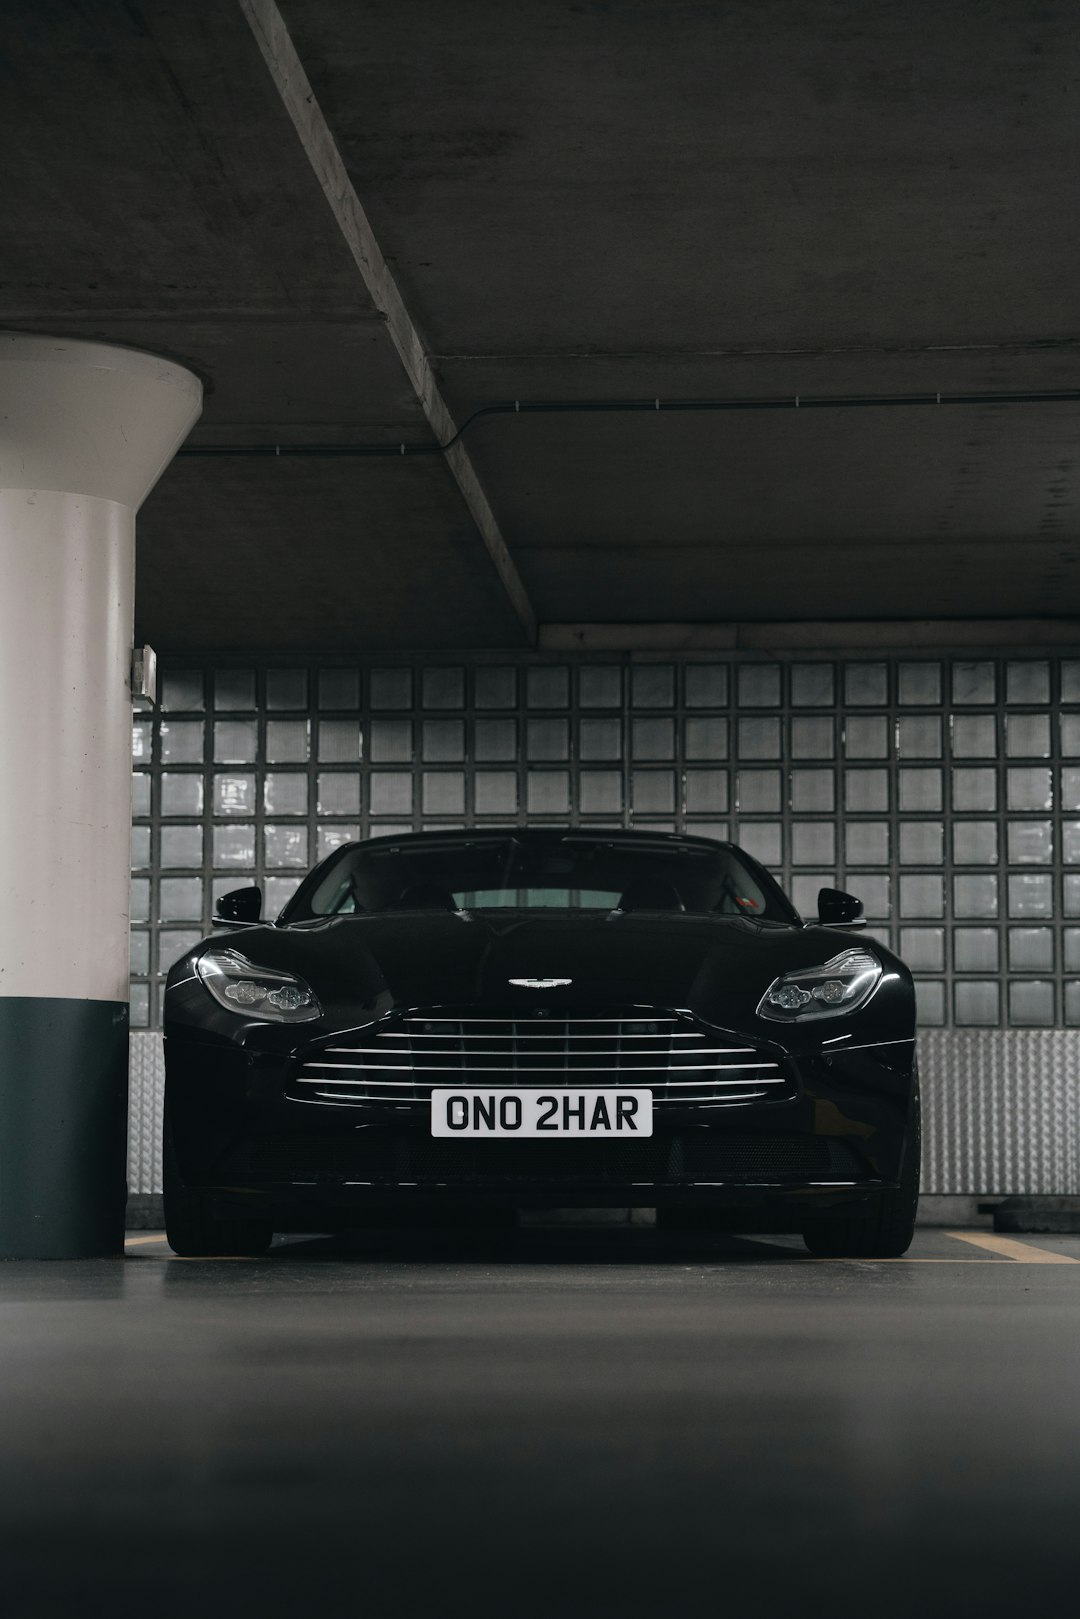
[2,1228,1079,1619]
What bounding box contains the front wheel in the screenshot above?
[163,1107,274,1258]
[802,1080,921,1260]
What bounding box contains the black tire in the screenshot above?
[163,1107,274,1258]
[802,1079,921,1259]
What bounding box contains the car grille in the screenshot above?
[289,1007,796,1108]
[215,1131,867,1186]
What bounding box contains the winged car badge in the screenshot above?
[508,977,573,989]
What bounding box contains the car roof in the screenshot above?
[342,827,736,854]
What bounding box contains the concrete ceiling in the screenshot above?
[2,0,1078,649]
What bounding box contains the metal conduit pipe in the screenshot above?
[177,386,1080,458]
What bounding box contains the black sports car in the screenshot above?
[162,828,920,1257]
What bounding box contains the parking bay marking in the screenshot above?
[944,1230,1080,1264]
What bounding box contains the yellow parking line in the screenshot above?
[124,1234,167,1246]
[946,1229,1080,1264]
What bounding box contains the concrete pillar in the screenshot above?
[0,334,201,1258]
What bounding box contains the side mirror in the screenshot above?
[213,886,263,927]
[817,887,865,929]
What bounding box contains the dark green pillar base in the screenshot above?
[0,997,128,1259]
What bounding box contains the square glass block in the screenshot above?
[897,716,942,759]
[159,877,204,922]
[951,821,998,866]
[475,718,519,763]
[684,717,728,761]
[1064,822,1080,864]
[161,773,204,817]
[685,820,729,842]
[951,660,996,705]
[845,822,889,865]
[158,929,202,973]
[527,718,570,761]
[791,717,835,760]
[369,772,414,817]
[1065,930,1080,972]
[580,770,623,815]
[845,873,889,920]
[1006,767,1052,811]
[952,768,997,813]
[422,772,466,817]
[160,825,203,869]
[132,772,151,818]
[132,718,152,764]
[421,720,465,763]
[684,664,728,708]
[740,823,783,869]
[474,771,519,816]
[899,822,944,865]
[953,873,999,918]
[130,825,151,870]
[318,719,362,762]
[844,663,888,706]
[527,666,570,709]
[1008,980,1054,1027]
[631,717,674,761]
[844,717,888,760]
[1062,767,1080,811]
[264,823,308,868]
[317,773,361,815]
[898,769,943,812]
[1068,982,1080,1027]
[1008,927,1053,970]
[526,771,571,815]
[130,930,150,975]
[369,719,414,763]
[266,877,303,915]
[631,770,676,815]
[736,664,780,708]
[631,664,674,710]
[1006,661,1050,705]
[579,718,621,762]
[954,927,1000,971]
[214,773,255,816]
[265,668,307,710]
[1007,820,1053,865]
[1005,713,1051,759]
[423,667,466,710]
[791,769,835,813]
[844,769,889,812]
[950,714,997,758]
[791,822,836,867]
[791,874,836,919]
[318,667,359,710]
[369,667,413,710]
[790,663,834,707]
[579,665,622,708]
[685,770,728,815]
[213,719,257,764]
[130,877,150,924]
[213,668,256,710]
[265,720,310,763]
[899,927,945,972]
[899,874,944,919]
[129,983,150,1029]
[212,824,255,869]
[1060,714,1080,757]
[1008,873,1052,919]
[914,980,946,1027]
[897,662,941,706]
[737,769,781,813]
[1063,661,1080,703]
[160,721,205,764]
[1066,875,1080,916]
[160,669,204,712]
[264,772,308,815]
[954,981,1000,1027]
[737,717,781,761]
[474,665,517,709]
[318,824,359,861]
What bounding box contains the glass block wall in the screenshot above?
[131,653,1080,1035]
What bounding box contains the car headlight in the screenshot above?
[757,948,882,1023]
[196,948,321,1023]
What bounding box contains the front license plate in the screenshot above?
[430,1087,653,1138]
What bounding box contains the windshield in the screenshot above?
[283,835,794,922]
